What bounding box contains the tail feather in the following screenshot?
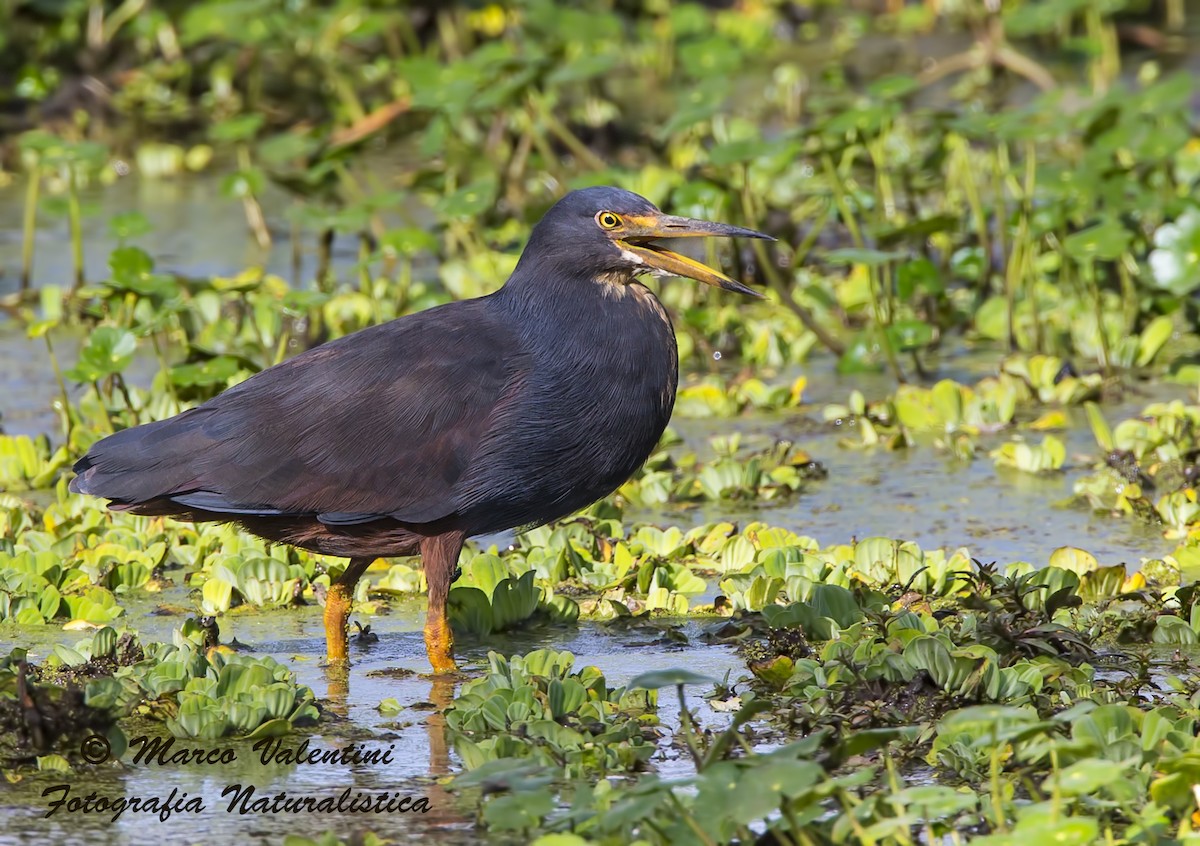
[69,409,213,506]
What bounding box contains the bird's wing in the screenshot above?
[71,300,525,525]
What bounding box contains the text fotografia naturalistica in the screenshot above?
[42,784,432,822]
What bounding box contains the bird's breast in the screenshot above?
[459,281,678,532]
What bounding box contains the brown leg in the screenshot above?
[421,532,464,674]
[324,556,373,663]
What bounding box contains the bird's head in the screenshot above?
[517,186,772,298]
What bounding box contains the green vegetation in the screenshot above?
[448,649,657,776]
[451,556,1200,845]
[7,0,1200,843]
[2,620,319,768]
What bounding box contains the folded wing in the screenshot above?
[70,300,525,527]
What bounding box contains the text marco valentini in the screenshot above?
[43,783,431,822]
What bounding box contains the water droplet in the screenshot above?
[713,351,722,361]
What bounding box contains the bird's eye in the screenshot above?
[596,211,622,230]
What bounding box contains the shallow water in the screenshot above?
[0,157,427,298]
[664,354,1179,570]
[1,602,742,846]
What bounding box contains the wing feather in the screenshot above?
[71,299,525,526]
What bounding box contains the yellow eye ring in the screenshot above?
[597,211,621,230]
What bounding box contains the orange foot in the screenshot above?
[423,612,458,674]
[324,581,354,663]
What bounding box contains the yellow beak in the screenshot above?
[615,213,772,298]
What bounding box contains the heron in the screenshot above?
[70,186,770,673]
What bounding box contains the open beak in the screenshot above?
[615,214,773,298]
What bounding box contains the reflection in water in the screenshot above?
[426,677,455,779]
[322,660,351,715]
[319,656,465,832]
[320,661,455,778]
[421,677,461,832]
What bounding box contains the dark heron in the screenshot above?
[70,186,770,673]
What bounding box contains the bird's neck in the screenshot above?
[496,267,676,378]
[497,265,643,326]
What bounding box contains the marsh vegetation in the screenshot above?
[7,1,1200,844]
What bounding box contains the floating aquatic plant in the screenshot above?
[0,434,70,491]
[446,649,656,777]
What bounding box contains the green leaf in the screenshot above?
[53,644,86,665]
[1048,546,1099,574]
[91,626,117,657]
[888,783,977,818]
[762,602,832,640]
[825,248,905,266]
[886,320,934,352]
[808,584,863,628]
[1084,402,1114,451]
[708,136,792,167]
[895,256,944,298]
[1137,315,1174,367]
[210,114,265,143]
[377,698,403,717]
[546,53,619,86]
[37,754,71,772]
[201,578,234,614]
[1063,218,1130,263]
[220,167,265,199]
[246,718,293,739]
[436,179,497,220]
[628,668,718,689]
[108,211,153,242]
[66,327,137,382]
[491,571,542,632]
[1055,758,1129,797]
[171,357,241,388]
[449,586,494,636]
